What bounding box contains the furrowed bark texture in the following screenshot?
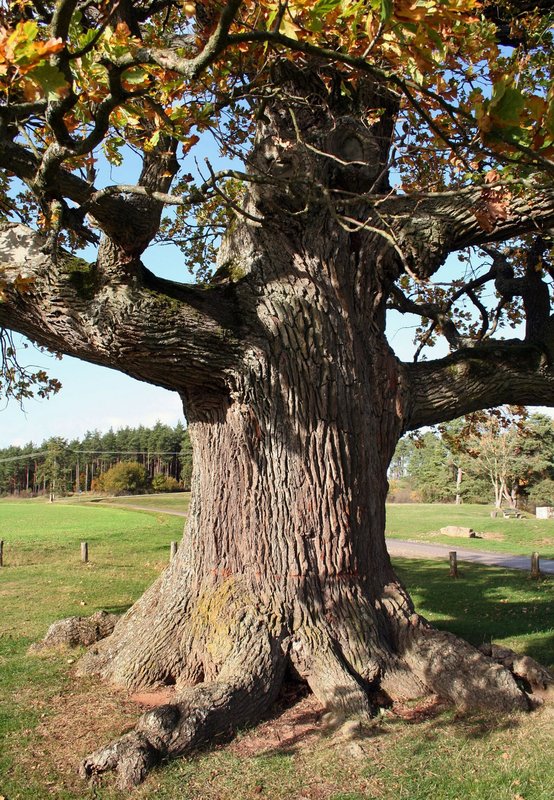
[5,68,551,788]
[74,206,531,784]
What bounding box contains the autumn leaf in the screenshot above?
[472,186,511,233]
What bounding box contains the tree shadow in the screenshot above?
[101,604,133,615]
[393,556,554,668]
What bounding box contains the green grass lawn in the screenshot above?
[92,491,191,513]
[0,499,553,800]
[386,503,554,559]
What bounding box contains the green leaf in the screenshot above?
[122,67,149,85]
[379,0,393,23]
[29,63,67,101]
[314,0,342,13]
[489,80,526,128]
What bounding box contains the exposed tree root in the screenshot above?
[28,610,119,653]
[479,643,554,694]
[291,626,374,719]
[376,583,531,711]
[401,622,530,711]
[80,613,287,789]
[53,577,548,789]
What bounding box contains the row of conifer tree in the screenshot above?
[0,421,192,496]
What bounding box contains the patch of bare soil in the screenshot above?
[230,693,325,758]
[130,687,177,707]
[228,689,447,759]
[387,694,447,722]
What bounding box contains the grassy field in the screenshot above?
[89,493,554,558]
[20,492,554,559]
[93,492,191,513]
[0,498,553,800]
[386,502,554,559]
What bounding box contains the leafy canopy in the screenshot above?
[1,1,552,215]
[0,0,553,395]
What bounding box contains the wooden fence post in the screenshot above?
[170,541,178,560]
[0,539,3,567]
[81,541,89,563]
[449,551,458,578]
[531,552,540,579]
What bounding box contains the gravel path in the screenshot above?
[100,501,554,574]
[95,501,189,517]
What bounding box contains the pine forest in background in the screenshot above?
[0,420,192,496]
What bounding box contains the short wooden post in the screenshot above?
[0,539,3,567]
[170,541,178,560]
[81,541,89,563]
[531,552,541,579]
[449,551,458,578]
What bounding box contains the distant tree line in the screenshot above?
[0,421,192,497]
[390,412,554,509]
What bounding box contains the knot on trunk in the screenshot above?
[250,61,398,210]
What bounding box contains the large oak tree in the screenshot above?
[1,0,554,788]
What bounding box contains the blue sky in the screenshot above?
[0,350,184,448]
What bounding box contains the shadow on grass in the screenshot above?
[101,604,134,615]
[393,556,554,667]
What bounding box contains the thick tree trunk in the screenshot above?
[2,55,554,787]
[76,223,530,788]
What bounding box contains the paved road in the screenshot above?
[99,501,554,575]
[386,538,554,574]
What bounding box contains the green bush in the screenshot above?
[151,474,181,493]
[97,461,148,495]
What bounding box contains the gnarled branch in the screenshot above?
[380,183,554,280]
[0,223,242,394]
[403,339,554,431]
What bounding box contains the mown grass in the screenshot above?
[92,492,191,513]
[150,706,554,800]
[394,557,554,669]
[386,502,554,559]
[0,499,553,800]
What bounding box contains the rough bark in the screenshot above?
[0,223,241,394]
[4,62,554,790]
[70,210,530,785]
